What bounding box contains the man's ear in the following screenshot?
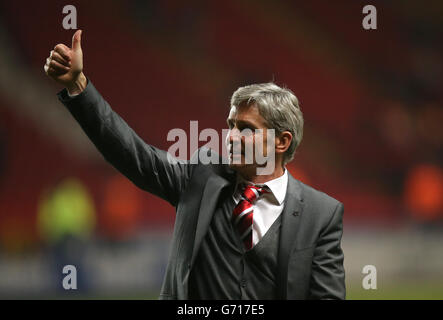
[275,131,292,156]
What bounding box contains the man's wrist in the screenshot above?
[66,72,87,96]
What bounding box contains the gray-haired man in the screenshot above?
[44,30,345,299]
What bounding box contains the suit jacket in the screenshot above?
[58,81,346,300]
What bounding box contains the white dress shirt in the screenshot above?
[232,169,288,246]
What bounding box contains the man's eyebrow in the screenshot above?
[226,118,258,129]
[236,119,258,128]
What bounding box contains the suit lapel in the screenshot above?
[190,170,234,267]
[276,174,305,299]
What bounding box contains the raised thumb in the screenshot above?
[72,29,82,51]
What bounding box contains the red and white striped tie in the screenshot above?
[232,184,268,250]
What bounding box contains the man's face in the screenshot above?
[226,103,274,175]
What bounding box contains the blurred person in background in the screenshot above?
[37,177,96,293]
[43,30,345,300]
[102,173,142,241]
[404,164,443,228]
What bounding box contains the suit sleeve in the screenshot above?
[309,202,346,299]
[57,80,192,207]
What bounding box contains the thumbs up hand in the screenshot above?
[45,30,87,95]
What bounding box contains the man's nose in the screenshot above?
[228,128,241,143]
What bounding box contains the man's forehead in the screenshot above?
[228,102,258,118]
[227,103,270,130]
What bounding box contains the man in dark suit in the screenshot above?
[44,30,345,299]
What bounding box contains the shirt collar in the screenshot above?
[234,169,288,205]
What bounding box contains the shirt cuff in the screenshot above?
[67,91,80,98]
[57,78,91,102]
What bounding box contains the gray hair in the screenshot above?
[230,82,304,165]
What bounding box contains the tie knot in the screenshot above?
[240,184,268,203]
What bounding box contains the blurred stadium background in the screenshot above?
[0,0,442,299]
